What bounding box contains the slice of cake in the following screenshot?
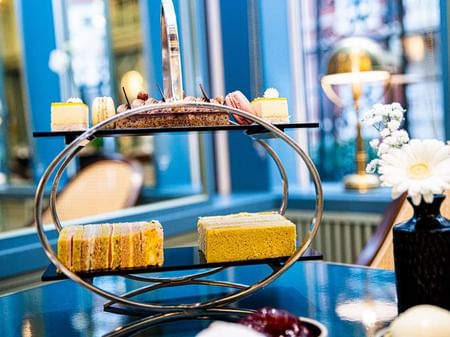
[71,225,85,272]
[118,223,132,269]
[110,223,122,270]
[251,88,289,123]
[57,225,80,270]
[140,221,164,267]
[197,212,297,263]
[92,224,112,271]
[51,97,89,131]
[81,224,97,272]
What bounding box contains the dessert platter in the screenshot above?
[33,1,324,336]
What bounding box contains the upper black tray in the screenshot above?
[33,122,320,143]
[41,246,322,282]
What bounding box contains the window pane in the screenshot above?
[0,0,31,186]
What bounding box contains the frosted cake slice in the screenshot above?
[251,88,289,123]
[51,98,89,131]
[197,212,296,263]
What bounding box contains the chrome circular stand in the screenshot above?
[34,1,323,335]
[34,103,323,336]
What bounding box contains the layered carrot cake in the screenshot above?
[57,221,164,273]
[197,212,297,263]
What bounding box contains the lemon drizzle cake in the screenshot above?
[198,212,297,263]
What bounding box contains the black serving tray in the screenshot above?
[41,246,322,282]
[33,122,320,144]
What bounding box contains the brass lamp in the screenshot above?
[321,37,391,191]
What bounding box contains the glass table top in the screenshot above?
[0,261,397,337]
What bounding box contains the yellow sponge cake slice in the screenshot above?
[198,212,296,263]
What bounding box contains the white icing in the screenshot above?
[67,97,83,103]
[263,88,279,98]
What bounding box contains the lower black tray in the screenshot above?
[41,246,322,282]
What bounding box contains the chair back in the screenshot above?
[41,158,143,225]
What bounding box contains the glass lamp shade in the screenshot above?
[321,37,391,107]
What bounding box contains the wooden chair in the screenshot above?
[40,158,143,225]
[356,190,450,270]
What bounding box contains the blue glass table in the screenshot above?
[0,261,397,336]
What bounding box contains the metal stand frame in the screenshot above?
[33,1,323,335]
[34,102,323,335]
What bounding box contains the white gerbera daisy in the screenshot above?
[378,139,450,205]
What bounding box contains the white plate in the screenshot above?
[300,317,328,337]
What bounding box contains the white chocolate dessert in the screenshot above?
[198,212,296,263]
[92,96,116,128]
[251,88,289,123]
[51,97,89,131]
[389,305,450,337]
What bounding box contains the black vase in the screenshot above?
[393,194,450,313]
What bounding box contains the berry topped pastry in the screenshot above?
[239,307,313,337]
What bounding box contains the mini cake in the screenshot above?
[251,88,289,123]
[115,90,229,129]
[197,212,296,263]
[57,221,164,273]
[51,97,89,131]
[91,96,116,128]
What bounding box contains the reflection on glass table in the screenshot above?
[0,261,397,337]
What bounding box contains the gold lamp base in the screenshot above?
[344,173,380,191]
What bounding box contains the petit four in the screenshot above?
[225,90,257,125]
[252,88,289,123]
[115,90,229,128]
[91,96,116,128]
[240,307,314,337]
[51,97,89,131]
[197,212,296,263]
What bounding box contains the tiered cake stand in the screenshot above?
[33,1,324,336]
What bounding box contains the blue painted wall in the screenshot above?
[220,0,271,192]
[258,0,301,190]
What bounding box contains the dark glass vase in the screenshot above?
[393,194,450,313]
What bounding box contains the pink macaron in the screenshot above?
[225,90,258,125]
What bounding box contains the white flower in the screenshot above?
[196,322,265,337]
[49,49,70,74]
[387,120,401,132]
[366,159,379,173]
[380,128,391,138]
[263,88,280,98]
[369,139,380,149]
[392,129,409,144]
[378,143,390,155]
[383,136,398,146]
[378,139,450,205]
